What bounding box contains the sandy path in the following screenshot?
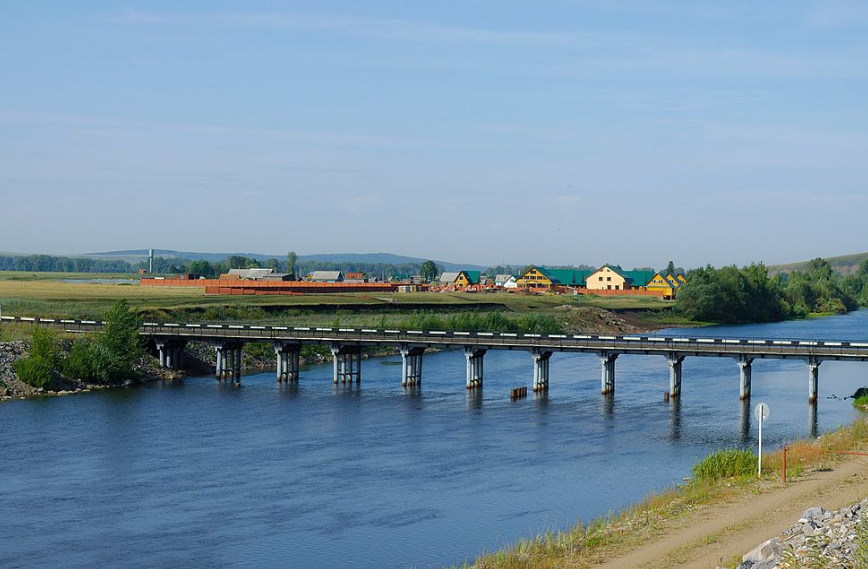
[592,456,868,569]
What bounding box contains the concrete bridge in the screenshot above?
[5,315,868,402]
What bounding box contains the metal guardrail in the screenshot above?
[4,316,868,361]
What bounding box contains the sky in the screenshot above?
[1,1,867,269]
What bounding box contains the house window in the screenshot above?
[607,276,611,281]
[598,276,603,281]
[607,285,612,290]
[615,285,620,290]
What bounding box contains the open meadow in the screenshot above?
[0,272,680,331]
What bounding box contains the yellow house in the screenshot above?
[516,266,558,289]
[453,271,481,287]
[585,266,656,291]
[645,272,686,298]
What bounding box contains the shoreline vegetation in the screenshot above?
[459,414,868,569]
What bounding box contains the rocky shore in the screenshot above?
[734,500,868,568]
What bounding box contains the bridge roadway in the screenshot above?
[4,315,868,401]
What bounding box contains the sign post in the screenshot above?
[755,402,770,477]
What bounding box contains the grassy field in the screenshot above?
[0,271,680,329]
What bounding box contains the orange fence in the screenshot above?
[140,278,399,295]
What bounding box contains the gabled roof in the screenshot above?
[460,270,481,284]
[494,274,515,283]
[439,272,460,284]
[310,270,342,281]
[227,268,275,280]
[623,270,657,287]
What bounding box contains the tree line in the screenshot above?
[674,258,868,324]
[0,255,132,273]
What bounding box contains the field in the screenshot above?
[0,271,680,330]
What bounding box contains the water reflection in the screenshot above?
[739,399,752,443]
[668,397,682,442]
[466,389,483,411]
[601,394,615,417]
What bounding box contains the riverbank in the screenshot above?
[463,416,868,569]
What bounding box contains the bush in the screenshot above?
[692,448,756,481]
[13,356,56,389]
[853,387,868,409]
[30,327,62,369]
[62,339,99,382]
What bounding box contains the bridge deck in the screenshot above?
[4,316,867,362]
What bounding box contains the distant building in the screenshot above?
[309,270,343,282]
[344,272,366,283]
[454,271,481,287]
[516,267,592,289]
[439,272,460,285]
[585,266,656,291]
[645,272,686,298]
[495,274,517,288]
[226,268,276,280]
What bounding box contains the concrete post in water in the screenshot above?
[667,353,685,398]
[330,344,341,384]
[274,345,284,382]
[808,357,821,404]
[531,349,553,392]
[599,351,618,394]
[464,347,486,390]
[157,342,166,368]
[215,345,224,379]
[736,355,754,400]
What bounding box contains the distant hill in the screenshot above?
[770,251,868,276]
[88,249,485,272]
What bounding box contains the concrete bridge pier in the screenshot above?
[465,347,486,390]
[667,353,685,398]
[599,352,618,395]
[331,344,361,384]
[736,355,754,400]
[274,343,301,382]
[531,349,552,392]
[156,340,186,370]
[808,357,821,404]
[215,343,243,382]
[399,346,425,387]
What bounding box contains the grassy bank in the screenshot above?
[0,273,686,333]
[459,417,868,569]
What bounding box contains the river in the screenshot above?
[2,311,867,568]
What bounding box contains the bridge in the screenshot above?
[5,315,867,402]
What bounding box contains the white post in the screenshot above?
[758,416,763,477]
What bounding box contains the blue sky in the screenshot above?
[1,1,867,268]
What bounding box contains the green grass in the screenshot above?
[692,448,756,481]
[0,272,692,334]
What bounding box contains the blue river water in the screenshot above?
[2,311,868,568]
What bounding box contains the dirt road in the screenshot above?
[593,457,868,568]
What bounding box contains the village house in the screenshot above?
[309,270,343,283]
[585,266,656,291]
[516,267,593,290]
[495,274,517,288]
[645,272,686,298]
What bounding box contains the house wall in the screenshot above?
[517,268,554,288]
[586,266,629,290]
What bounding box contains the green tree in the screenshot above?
[287,251,298,277]
[98,299,145,381]
[265,258,279,270]
[420,260,438,282]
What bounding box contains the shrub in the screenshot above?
[692,448,756,481]
[62,339,99,382]
[29,327,62,369]
[853,387,868,409]
[13,356,56,389]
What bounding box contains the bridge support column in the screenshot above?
[331,344,361,384]
[465,347,486,390]
[532,349,552,392]
[599,352,618,395]
[736,355,754,400]
[667,353,685,398]
[215,346,224,378]
[808,357,821,404]
[399,346,425,387]
[156,339,186,370]
[274,343,302,382]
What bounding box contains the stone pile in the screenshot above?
[733,500,868,568]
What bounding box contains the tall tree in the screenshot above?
[287,251,298,277]
[420,260,438,282]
